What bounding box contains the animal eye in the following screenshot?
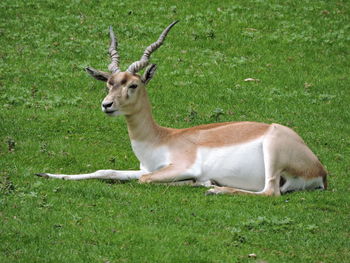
[129,84,138,89]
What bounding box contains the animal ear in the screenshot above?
[142,64,157,84]
[85,67,110,82]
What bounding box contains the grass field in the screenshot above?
[1,0,349,262]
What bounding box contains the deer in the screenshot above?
[36,21,327,196]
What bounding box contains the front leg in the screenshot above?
[36,170,145,181]
[139,164,193,184]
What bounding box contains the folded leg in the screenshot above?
[139,164,194,184]
[205,186,277,196]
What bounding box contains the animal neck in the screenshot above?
[124,91,167,143]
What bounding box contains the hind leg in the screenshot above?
[205,186,278,196]
[280,175,325,194]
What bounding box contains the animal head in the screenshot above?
[85,21,178,116]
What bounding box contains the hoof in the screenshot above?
[35,173,49,178]
[139,175,152,184]
[205,187,222,196]
[138,178,150,184]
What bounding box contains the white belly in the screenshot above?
[195,138,265,191]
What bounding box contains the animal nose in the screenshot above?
[102,102,113,109]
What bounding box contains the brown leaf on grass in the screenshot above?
[304,82,313,88]
[246,28,258,32]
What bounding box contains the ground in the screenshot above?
[0,0,349,262]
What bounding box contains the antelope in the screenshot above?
[37,21,327,196]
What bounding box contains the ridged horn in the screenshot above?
[127,21,179,74]
[108,26,120,73]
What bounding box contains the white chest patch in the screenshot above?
[131,140,170,173]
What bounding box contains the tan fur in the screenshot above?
[57,24,329,197]
[265,124,327,180]
[167,122,270,147]
[107,72,138,89]
[102,71,327,195]
[43,68,328,196]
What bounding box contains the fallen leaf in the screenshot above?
[304,82,313,88]
[244,78,260,82]
[246,28,258,32]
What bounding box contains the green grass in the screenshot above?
[1,0,349,262]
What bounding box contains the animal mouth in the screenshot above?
[104,109,122,116]
[105,110,116,114]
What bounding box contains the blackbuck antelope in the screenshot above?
[37,21,327,196]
